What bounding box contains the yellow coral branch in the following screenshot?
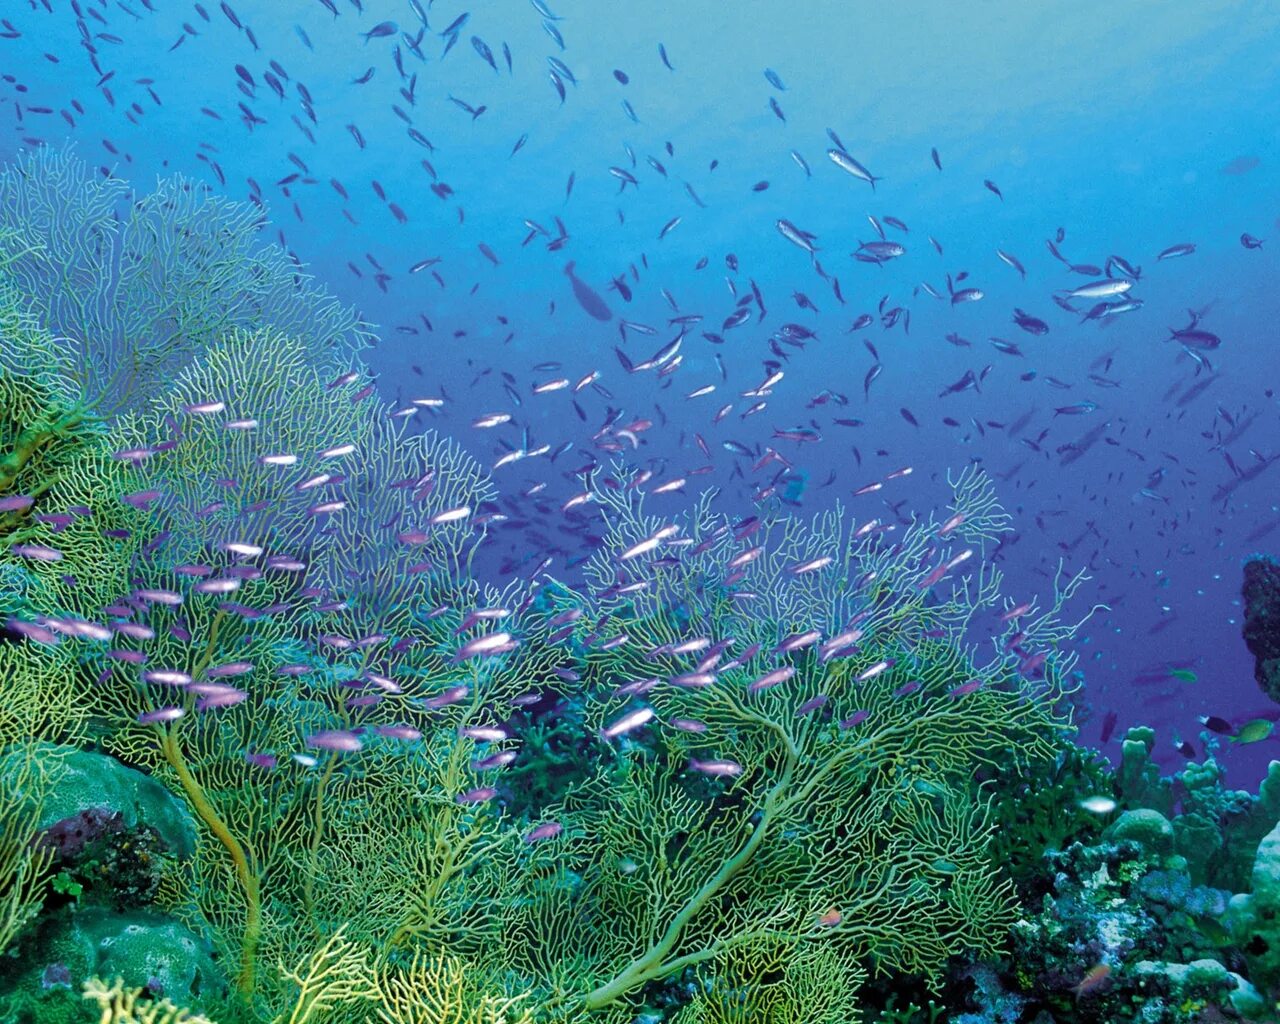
[82,977,215,1024]
[274,925,376,1024]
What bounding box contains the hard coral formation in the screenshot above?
[1243,555,1280,702]
[988,729,1280,1023]
[4,745,198,861]
[1226,817,1280,1007]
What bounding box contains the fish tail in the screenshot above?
[564,261,576,276]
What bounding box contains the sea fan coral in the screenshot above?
[0,146,372,416]
[467,466,1088,1015]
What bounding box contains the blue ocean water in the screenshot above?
[2,0,1279,803]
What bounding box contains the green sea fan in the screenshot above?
[42,329,569,1018]
[116,326,374,558]
[0,146,372,417]
[670,940,866,1024]
[483,468,1085,1014]
[0,281,152,758]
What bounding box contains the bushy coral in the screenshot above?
[1117,726,1280,891]
[981,729,1280,1023]
[82,976,216,1024]
[1225,817,1280,1009]
[454,466,1087,1017]
[28,329,561,1015]
[0,147,372,417]
[985,741,1114,899]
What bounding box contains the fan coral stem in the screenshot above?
[160,724,263,997]
[583,758,797,1009]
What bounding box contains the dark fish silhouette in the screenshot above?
[565,262,612,321]
[1221,154,1260,175]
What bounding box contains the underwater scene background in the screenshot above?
[1,0,1279,1021]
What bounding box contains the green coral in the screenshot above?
[0,147,372,417]
[986,741,1113,897]
[1106,809,1175,856]
[1,745,198,860]
[467,468,1080,1016]
[1132,959,1266,1020]
[3,907,225,1016]
[670,940,865,1024]
[1118,727,1280,891]
[1118,726,1174,816]
[0,155,1130,1024]
[1225,816,1280,1008]
[0,283,142,631]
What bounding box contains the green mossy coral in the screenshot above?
[2,908,225,1020]
[985,741,1113,898]
[1,745,198,860]
[1225,816,1280,1006]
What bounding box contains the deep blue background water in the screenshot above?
[4,0,1279,785]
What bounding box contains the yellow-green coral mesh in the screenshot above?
[80,328,538,1008]
[0,743,61,956]
[271,925,376,1024]
[0,642,85,748]
[0,287,87,507]
[317,414,497,614]
[122,327,372,559]
[671,941,865,1024]
[0,290,147,624]
[81,977,215,1024]
[0,146,372,417]
[371,950,537,1024]
[481,466,1077,1010]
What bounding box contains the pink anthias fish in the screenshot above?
[453,631,517,661]
[306,730,364,752]
[948,678,984,699]
[689,757,743,777]
[747,665,795,694]
[10,543,64,562]
[600,706,655,739]
[524,820,564,843]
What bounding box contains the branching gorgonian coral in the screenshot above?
[3,327,565,1017]
[0,146,373,416]
[489,467,1085,1015]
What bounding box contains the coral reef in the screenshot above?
[9,154,1277,1024]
